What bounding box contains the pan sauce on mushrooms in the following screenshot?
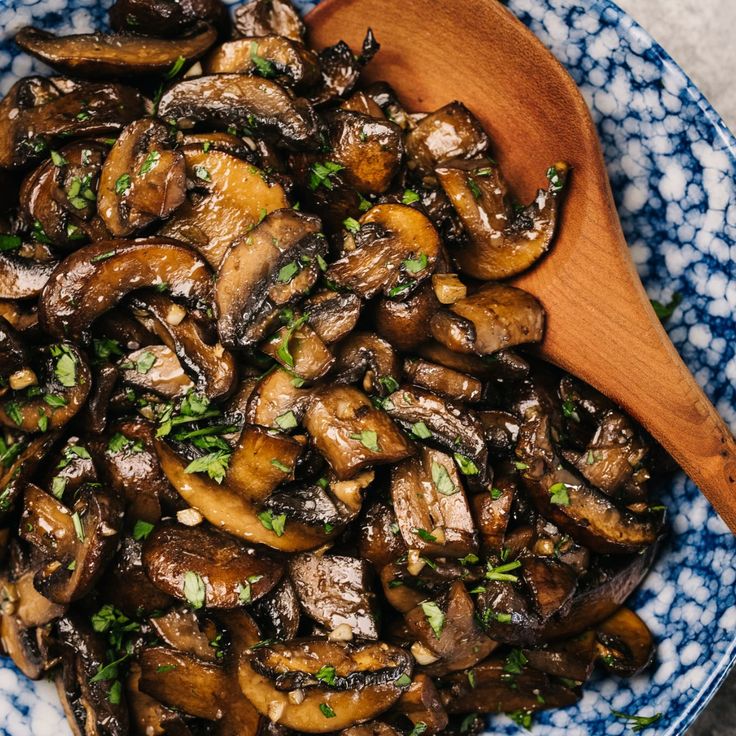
[0,1,668,733]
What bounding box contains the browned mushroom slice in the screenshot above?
[149,608,218,663]
[595,607,654,676]
[436,159,568,280]
[0,602,47,679]
[470,479,513,552]
[227,426,303,502]
[342,724,401,736]
[143,522,282,608]
[232,0,305,40]
[477,410,520,454]
[391,447,477,557]
[393,674,448,734]
[0,79,146,169]
[0,317,28,380]
[0,300,39,334]
[303,385,413,480]
[439,657,580,715]
[430,283,545,356]
[522,557,578,620]
[127,663,193,736]
[0,342,90,433]
[54,615,129,734]
[262,322,335,381]
[16,24,216,79]
[119,345,195,399]
[27,483,124,604]
[155,438,330,551]
[158,75,321,150]
[20,142,108,248]
[415,342,493,380]
[0,252,58,299]
[245,367,312,429]
[251,575,301,641]
[182,131,257,159]
[8,570,66,627]
[384,386,487,473]
[405,102,489,177]
[131,292,237,400]
[317,110,403,195]
[289,553,379,639]
[239,639,411,732]
[305,289,362,344]
[98,118,185,237]
[516,410,663,554]
[403,358,482,404]
[327,204,440,299]
[340,91,386,119]
[331,332,401,396]
[215,208,323,345]
[522,630,598,682]
[205,36,321,90]
[39,238,212,341]
[373,283,440,352]
[358,499,407,569]
[110,0,229,36]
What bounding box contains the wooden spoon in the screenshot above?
[306,0,736,531]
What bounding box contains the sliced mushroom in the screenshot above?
[521,556,578,620]
[470,479,513,553]
[327,204,440,299]
[131,291,237,400]
[239,639,411,732]
[126,663,193,736]
[215,208,323,346]
[205,36,321,90]
[289,553,379,639]
[251,575,301,641]
[142,522,282,608]
[0,342,91,433]
[393,674,448,734]
[331,332,401,396]
[227,426,303,503]
[161,150,290,268]
[158,75,321,150]
[595,607,654,677]
[25,483,123,604]
[110,0,229,37]
[436,159,567,279]
[245,366,312,429]
[0,601,47,679]
[373,283,440,352]
[303,385,414,480]
[0,79,146,169]
[430,283,545,356]
[39,238,212,341]
[15,24,216,79]
[232,0,305,41]
[119,344,195,399]
[9,570,66,628]
[84,362,119,435]
[304,289,362,344]
[403,358,482,404]
[342,724,401,736]
[150,608,221,662]
[405,102,489,177]
[391,446,477,557]
[477,410,520,455]
[340,91,386,119]
[522,630,598,682]
[155,438,330,551]
[262,322,335,381]
[98,118,185,237]
[0,317,28,379]
[358,499,407,569]
[0,252,58,299]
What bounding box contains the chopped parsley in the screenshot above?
[193,164,211,182]
[50,150,67,167]
[316,665,337,686]
[319,703,336,719]
[408,722,428,736]
[650,292,682,321]
[277,261,299,283]
[349,429,381,453]
[343,217,361,234]
[115,174,131,195]
[403,252,428,274]
[132,519,154,541]
[107,432,144,455]
[275,411,298,430]
[270,458,291,473]
[454,453,479,475]
[184,451,232,484]
[431,461,457,496]
[275,313,309,369]
[257,510,287,537]
[139,150,161,175]
[419,600,445,638]
[414,528,437,543]
[401,189,420,205]
[91,604,140,652]
[549,481,571,506]
[491,487,503,500]
[72,511,85,542]
[486,559,522,582]
[249,41,277,78]
[395,673,411,687]
[51,344,77,387]
[611,711,663,733]
[237,574,264,604]
[183,570,206,609]
[135,351,157,374]
[308,161,344,191]
[51,476,66,499]
[0,235,21,251]
[165,55,186,79]
[509,710,534,730]
[4,401,22,426]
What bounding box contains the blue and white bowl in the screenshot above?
[0,0,735,734]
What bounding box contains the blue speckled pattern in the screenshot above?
[0,0,735,734]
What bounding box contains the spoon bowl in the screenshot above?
[306,0,736,532]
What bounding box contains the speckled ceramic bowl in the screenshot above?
[0,0,735,734]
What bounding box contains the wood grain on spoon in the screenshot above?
[306,0,736,532]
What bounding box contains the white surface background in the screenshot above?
[615,2,735,733]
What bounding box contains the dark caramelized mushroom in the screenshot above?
[403,358,482,404]
[595,607,655,676]
[358,499,407,569]
[142,522,283,608]
[245,366,312,429]
[251,575,301,641]
[119,344,195,398]
[39,238,212,341]
[331,332,401,396]
[232,0,306,41]
[0,252,58,299]
[305,290,363,344]
[126,663,193,736]
[158,75,321,150]
[15,25,216,79]
[373,283,440,352]
[110,0,228,37]
[289,553,379,639]
[262,322,335,381]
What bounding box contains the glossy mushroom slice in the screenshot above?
[142,522,283,608]
[0,252,58,300]
[521,630,598,683]
[245,366,312,429]
[0,317,28,380]
[327,204,440,299]
[358,499,407,569]
[155,439,330,551]
[15,24,216,79]
[205,36,321,90]
[0,342,91,434]
[342,724,401,736]
[131,292,237,400]
[109,0,229,37]
[331,332,401,397]
[595,607,655,677]
[304,290,362,344]
[162,150,289,268]
[0,79,145,169]
[262,321,335,381]
[391,446,477,558]
[436,159,568,279]
[23,483,123,604]
[39,238,212,341]
[215,208,324,346]
[158,75,321,150]
[119,344,195,399]
[98,118,186,237]
[393,674,448,735]
[126,663,194,736]
[289,553,379,639]
[20,141,109,248]
[232,0,305,41]
[239,639,412,732]
[54,615,129,735]
[430,283,545,356]
[303,385,414,480]
[405,102,489,177]
[251,575,301,641]
[373,282,441,352]
[402,358,482,404]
